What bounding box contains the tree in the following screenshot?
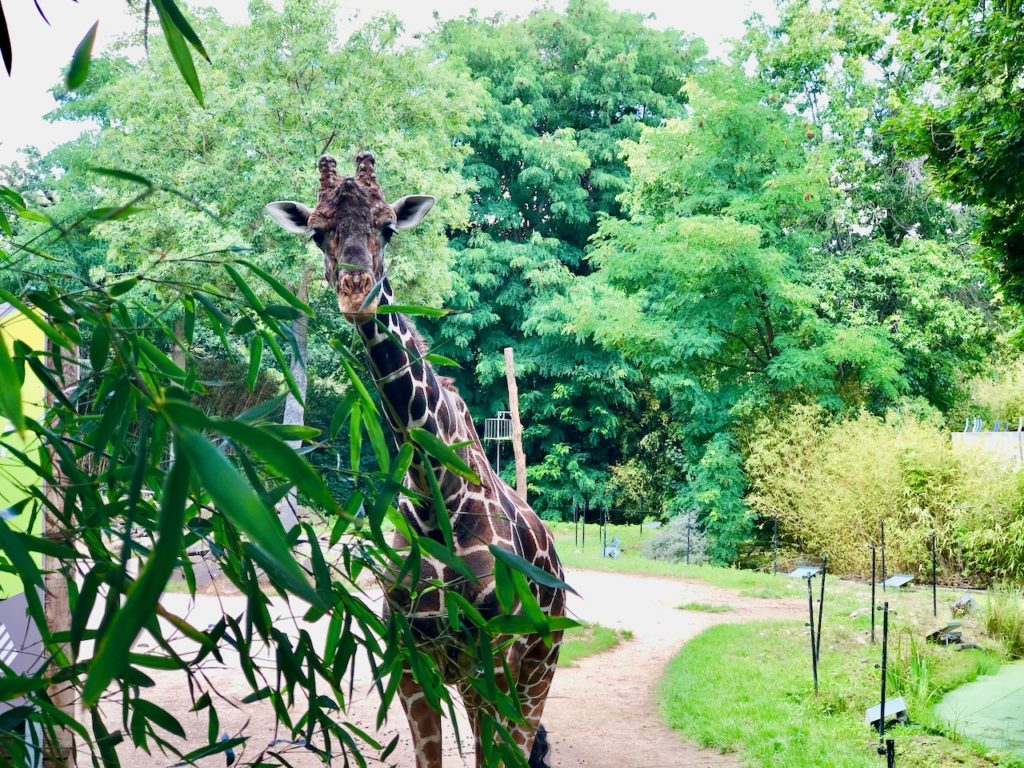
[736,0,1002,410]
[886,0,1024,300]
[426,0,706,515]
[573,64,908,555]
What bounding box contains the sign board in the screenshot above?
[788,565,820,579]
[882,573,915,589]
[0,302,46,713]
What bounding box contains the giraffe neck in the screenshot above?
[356,278,486,530]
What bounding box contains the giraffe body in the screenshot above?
[267,153,564,767]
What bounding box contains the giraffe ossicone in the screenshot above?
[267,153,566,768]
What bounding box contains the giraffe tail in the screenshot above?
[528,723,551,768]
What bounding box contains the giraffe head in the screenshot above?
[266,153,434,319]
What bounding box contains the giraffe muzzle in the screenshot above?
[337,270,379,318]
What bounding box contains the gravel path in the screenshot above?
[111,568,804,767]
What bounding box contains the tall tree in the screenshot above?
[427,0,706,515]
[574,65,906,558]
[886,0,1024,300]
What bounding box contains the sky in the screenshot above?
[0,0,776,165]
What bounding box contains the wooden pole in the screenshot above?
[43,335,78,767]
[503,347,527,502]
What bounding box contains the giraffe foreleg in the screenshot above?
[507,634,560,767]
[398,669,442,768]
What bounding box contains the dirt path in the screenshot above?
[544,568,804,768]
[113,569,803,767]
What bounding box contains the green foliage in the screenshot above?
[680,434,752,564]
[746,404,1024,582]
[948,361,1024,431]
[984,587,1024,659]
[815,238,997,412]
[887,0,1024,300]
[425,0,706,515]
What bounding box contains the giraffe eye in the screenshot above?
[310,229,325,248]
[382,222,397,243]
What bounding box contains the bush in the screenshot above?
[746,404,1024,583]
[984,587,1024,658]
[641,513,709,564]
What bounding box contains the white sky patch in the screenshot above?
[0,0,776,165]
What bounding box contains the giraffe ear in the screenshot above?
[391,195,435,230]
[265,201,313,233]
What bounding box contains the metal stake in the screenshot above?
[807,574,819,693]
[931,531,938,618]
[881,520,887,592]
[870,544,877,644]
[886,738,895,768]
[878,601,890,753]
[686,512,692,565]
[772,514,779,576]
[816,556,827,663]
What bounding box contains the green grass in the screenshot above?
[549,521,802,599]
[984,587,1024,658]
[558,622,626,667]
[659,583,1021,768]
[677,601,734,613]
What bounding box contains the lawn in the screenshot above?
[547,520,1022,767]
[660,585,1020,768]
[558,622,627,667]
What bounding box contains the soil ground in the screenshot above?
[110,568,805,767]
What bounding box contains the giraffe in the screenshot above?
[266,153,565,768]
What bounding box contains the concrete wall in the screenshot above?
[951,430,1024,470]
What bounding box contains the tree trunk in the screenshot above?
[172,316,186,371]
[42,336,79,768]
[276,267,312,530]
[503,347,528,502]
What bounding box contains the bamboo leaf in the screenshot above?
[153,1,203,106]
[408,427,479,485]
[89,167,154,188]
[237,260,314,315]
[175,429,323,608]
[340,357,376,414]
[151,0,209,61]
[488,545,578,596]
[66,21,98,90]
[0,1,10,75]
[376,305,451,318]
[0,328,24,433]
[132,698,185,738]
[224,264,264,313]
[246,334,262,391]
[83,453,189,706]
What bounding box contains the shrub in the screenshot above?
[679,432,752,563]
[641,513,709,564]
[746,404,1024,582]
[984,587,1024,658]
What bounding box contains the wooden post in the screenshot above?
[42,335,78,767]
[503,347,527,502]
